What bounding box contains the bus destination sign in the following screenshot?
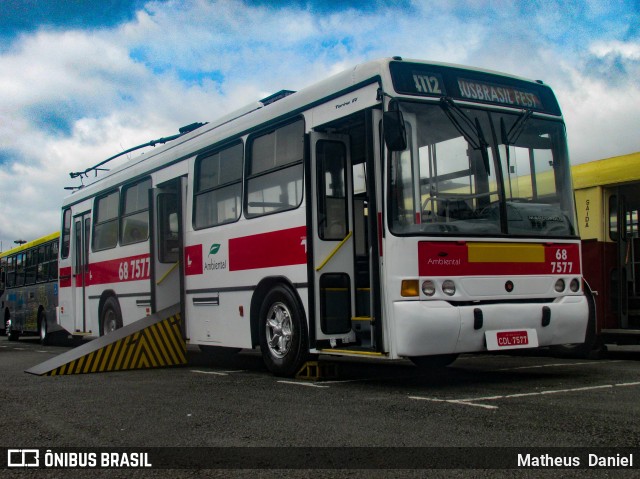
[389,61,556,113]
[457,78,543,109]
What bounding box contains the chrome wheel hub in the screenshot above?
[265,302,293,359]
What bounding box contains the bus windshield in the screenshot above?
[389,101,577,238]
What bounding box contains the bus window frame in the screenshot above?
[244,117,306,220]
[120,177,152,246]
[92,189,120,252]
[25,249,37,285]
[193,140,244,230]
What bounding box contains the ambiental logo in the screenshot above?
[204,242,226,271]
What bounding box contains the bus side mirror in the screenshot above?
[383,110,408,151]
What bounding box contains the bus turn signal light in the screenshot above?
[401,280,420,297]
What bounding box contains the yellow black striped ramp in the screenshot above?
[25,303,186,376]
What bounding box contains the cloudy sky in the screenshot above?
[0,0,638,249]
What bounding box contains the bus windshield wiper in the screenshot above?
[501,109,533,146]
[500,109,533,182]
[440,97,490,174]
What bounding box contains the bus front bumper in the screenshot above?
[392,296,589,358]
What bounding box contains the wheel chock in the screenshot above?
[295,361,338,381]
[25,303,186,376]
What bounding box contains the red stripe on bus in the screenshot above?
[59,266,72,288]
[418,242,581,276]
[59,254,151,288]
[229,226,307,272]
[184,244,203,276]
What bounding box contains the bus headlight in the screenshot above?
[422,280,436,297]
[554,279,566,293]
[569,278,580,292]
[442,280,456,296]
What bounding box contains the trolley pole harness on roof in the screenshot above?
[68,122,207,181]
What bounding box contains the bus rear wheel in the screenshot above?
[100,297,123,336]
[6,318,18,342]
[39,311,49,345]
[258,285,308,377]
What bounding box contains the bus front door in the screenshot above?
[310,133,357,346]
[72,213,91,333]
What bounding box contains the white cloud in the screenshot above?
[590,40,640,60]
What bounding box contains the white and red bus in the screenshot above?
[57,57,589,375]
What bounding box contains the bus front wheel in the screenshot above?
[258,285,308,377]
[100,297,123,336]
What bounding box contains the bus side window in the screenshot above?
[246,119,304,218]
[6,256,15,288]
[50,241,59,280]
[121,178,152,246]
[36,245,46,283]
[93,190,120,251]
[15,253,25,287]
[194,142,243,229]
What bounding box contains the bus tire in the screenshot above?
[100,296,123,336]
[258,284,308,377]
[39,311,49,345]
[410,354,458,368]
[6,318,18,342]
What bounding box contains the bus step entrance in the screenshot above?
[295,361,338,381]
[352,316,372,348]
[25,304,185,376]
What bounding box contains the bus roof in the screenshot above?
[0,231,60,258]
[572,151,640,190]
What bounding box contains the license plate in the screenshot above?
[486,329,538,350]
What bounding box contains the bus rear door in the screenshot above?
[151,178,185,317]
[72,213,91,333]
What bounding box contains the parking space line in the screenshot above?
[615,381,640,387]
[497,361,623,371]
[191,369,228,376]
[190,369,247,376]
[277,380,330,388]
[413,397,499,410]
[409,381,640,409]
